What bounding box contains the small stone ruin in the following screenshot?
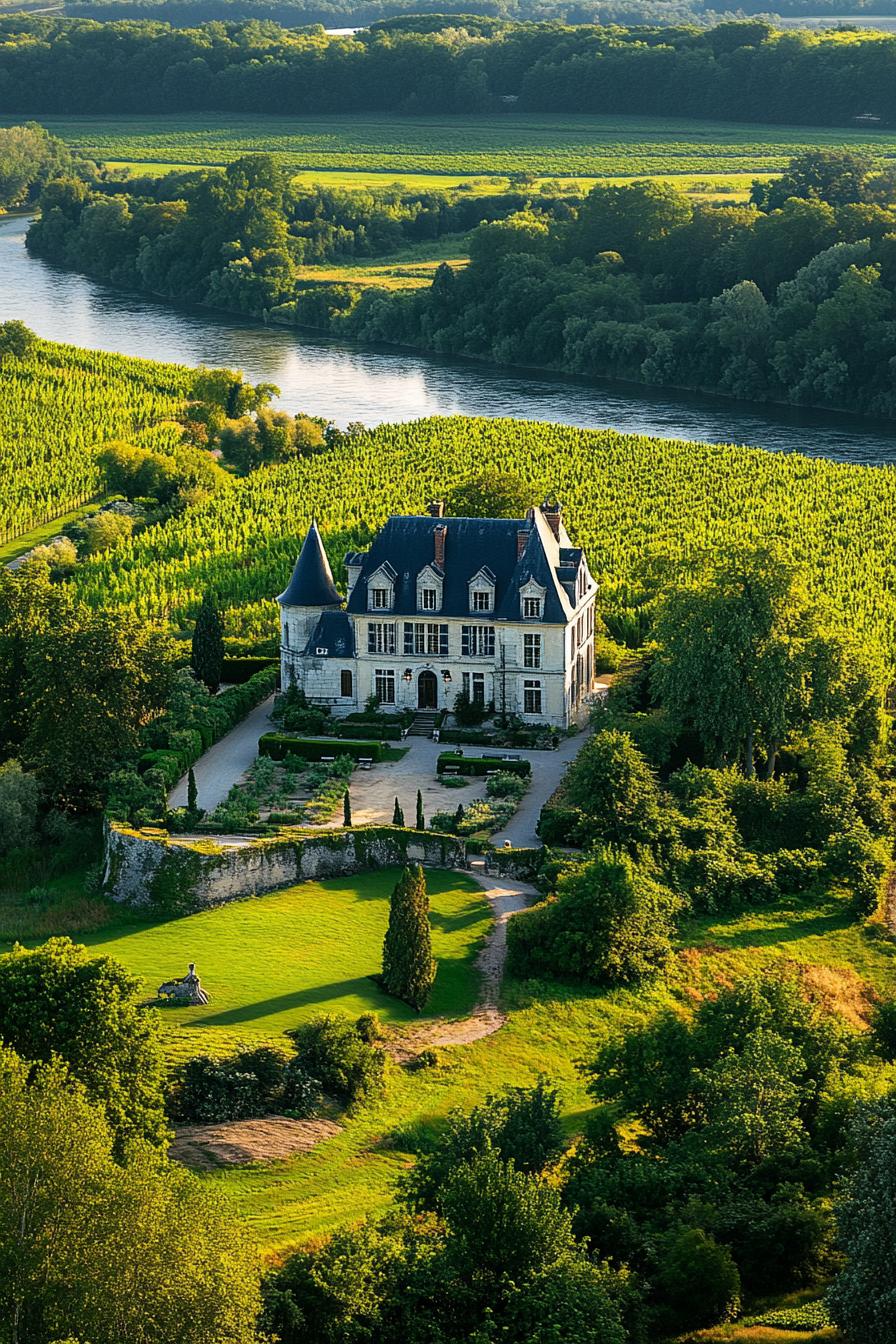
[157,962,210,1006]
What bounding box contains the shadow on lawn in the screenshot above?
[198,977,387,1025]
[690,908,849,950]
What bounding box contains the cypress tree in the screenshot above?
[416,789,425,831]
[187,767,198,816]
[343,789,352,826]
[382,865,435,1012]
[454,802,465,831]
[393,797,405,827]
[191,591,225,692]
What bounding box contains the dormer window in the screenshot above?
[523,596,542,620]
[370,587,390,610]
[468,567,495,614]
[416,564,443,613]
[367,563,396,612]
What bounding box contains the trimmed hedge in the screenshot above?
[334,721,403,742]
[222,655,277,684]
[440,725,560,750]
[139,665,278,788]
[437,752,531,778]
[259,733,384,763]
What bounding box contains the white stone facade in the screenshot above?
[279,504,597,729]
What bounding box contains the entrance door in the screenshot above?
[418,669,438,709]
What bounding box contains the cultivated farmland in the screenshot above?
[6,110,896,182]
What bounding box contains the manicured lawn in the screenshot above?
[82,868,490,1060]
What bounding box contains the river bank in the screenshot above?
[4,215,896,464]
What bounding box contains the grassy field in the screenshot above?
[79,868,491,1062]
[6,111,895,183]
[8,861,895,1250]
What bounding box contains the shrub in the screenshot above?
[280,1061,323,1119]
[824,825,889,915]
[402,1078,565,1212]
[286,1014,385,1109]
[870,998,896,1062]
[537,801,590,847]
[486,770,528,801]
[652,1226,741,1333]
[507,850,680,986]
[168,1047,289,1123]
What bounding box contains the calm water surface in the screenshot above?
[4,215,896,464]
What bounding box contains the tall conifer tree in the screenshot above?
[191,591,224,693]
[416,789,425,831]
[382,865,435,1012]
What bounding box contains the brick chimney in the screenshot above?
[541,500,562,539]
[517,527,529,560]
[434,523,447,568]
[426,500,445,518]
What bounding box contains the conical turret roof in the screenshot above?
[277,520,342,607]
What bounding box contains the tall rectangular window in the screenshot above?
[461,625,495,657]
[367,622,395,655]
[404,622,448,655]
[471,589,492,612]
[523,597,542,620]
[524,633,542,669]
[471,671,485,705]
[374,669,395,704]
[369,587,390,610]
[420,588,437,611]
[340,669,353,698]
[523,679,543,715]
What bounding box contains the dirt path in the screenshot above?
[387,873,534,1063]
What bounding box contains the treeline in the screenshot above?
[0,122,96,210]
[57,0,741,27]
[33,148,896,419]
[26,154,574,310]
[314,151,896,419]
[4,15,896,121]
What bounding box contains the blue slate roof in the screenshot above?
[304,610,355,658]
[344,514,584,623]
[278,520,342,608]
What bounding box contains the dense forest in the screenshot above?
[28,147,896,420]
[49,1,743,27]
[3,15,896,121]
[46,0,896,26]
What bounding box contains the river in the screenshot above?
[4,215,896,464]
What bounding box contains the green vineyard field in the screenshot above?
[73,414,896,658]
[0,341,195,544]
[6,111,896,180]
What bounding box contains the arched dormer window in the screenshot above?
[468,567,496,614]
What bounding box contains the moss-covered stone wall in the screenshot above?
[103,822,469,913]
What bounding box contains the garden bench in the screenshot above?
[321,754,335,762]
[358,758,373,770]
[442,766,460,775]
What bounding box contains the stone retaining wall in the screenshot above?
[103,823,469,913]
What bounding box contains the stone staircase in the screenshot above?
[407,712,439,738]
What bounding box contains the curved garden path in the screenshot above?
[387,872,533,1062]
